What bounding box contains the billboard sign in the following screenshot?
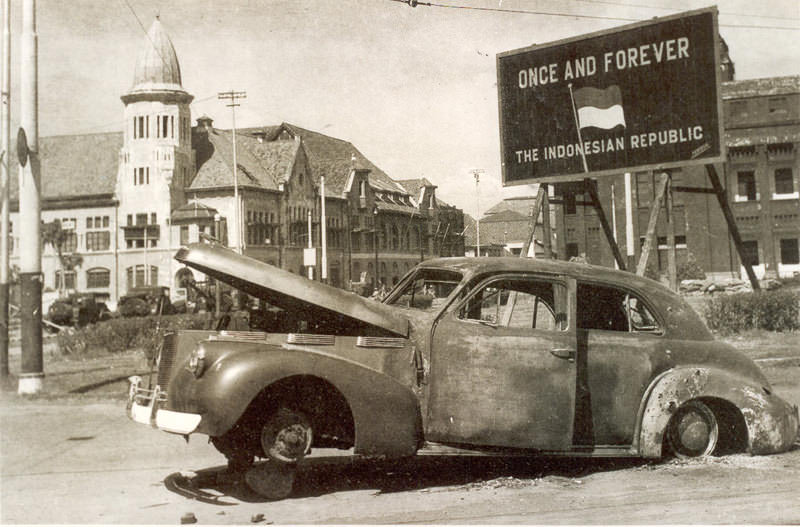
[497,7,724,186]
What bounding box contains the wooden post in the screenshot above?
[636,173,669,277]
[705,164,760,291]
[520,185,545,258]
[541,184,552,259]
[665,174,677,290]
[585,178,626,271]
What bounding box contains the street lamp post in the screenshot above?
[471,169,484,257]
[214,213,221,317]
[373,206,379,293]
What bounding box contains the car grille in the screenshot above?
[156,332,178,389]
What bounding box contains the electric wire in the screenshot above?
[387,0,800,30]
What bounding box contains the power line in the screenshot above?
[551,0,800,22]
[120,0,173,71]
[388,0,800,30]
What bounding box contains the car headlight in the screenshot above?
[186,346,206,378]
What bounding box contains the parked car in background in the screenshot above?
[46,292,111,329]
[128,243,799,500]
[118,286,175,317]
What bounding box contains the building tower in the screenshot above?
[117,17,193,290]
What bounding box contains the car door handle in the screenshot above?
[550,348,576,362]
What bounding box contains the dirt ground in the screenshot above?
[1,330,799,524]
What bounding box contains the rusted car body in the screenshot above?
[128,243,798,494]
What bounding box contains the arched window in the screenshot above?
[86,268,110,289]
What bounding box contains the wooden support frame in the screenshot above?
[541,185,553,259]
[636,173,669,277]
[665,177,677,290]
[584,179,626,271]
[520,185,547,258]
[705,164,760,291]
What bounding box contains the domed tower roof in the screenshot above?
[121,17,193,104]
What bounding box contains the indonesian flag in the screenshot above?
[573,85,626,130]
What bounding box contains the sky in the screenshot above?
[3,0,799,217]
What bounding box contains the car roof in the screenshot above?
[420,256,658,289]
[417,257,711,339]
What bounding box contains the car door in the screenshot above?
[426,273,577,451]
[573,281,663,447]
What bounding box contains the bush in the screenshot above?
[677,253,706,281]
[57,313,213,357]
[704,290,800,334]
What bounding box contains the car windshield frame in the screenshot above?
[383,266,465,313]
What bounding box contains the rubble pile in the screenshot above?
[679,278,783,295]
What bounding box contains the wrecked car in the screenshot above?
[128,242,798,499]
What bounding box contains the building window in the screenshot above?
[564,193,577,215]
[768,97,788,115]
[162,115,169,138]
[730,100,748,119]
[55,270,76,290]
[62,232,78,253]
[780,239,799,265]
[86,268,111,288]
[126,265,158,289]
[741,240,759,266]
[136,213,147,226]
[86,231,110,251]
[774,168,795,196]
[150,212,157,225]
[736,171,757,201]
[180,225,189,245]
[127,214,133,226]
[134,167,149,185]
[566,243,580,260]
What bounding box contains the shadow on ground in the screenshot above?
[164,454,648,505]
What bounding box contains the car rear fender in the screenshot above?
[183,345,422,457]
[635,367,798,457]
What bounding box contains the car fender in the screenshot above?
[174,344,422,457]
[635,366,798,457]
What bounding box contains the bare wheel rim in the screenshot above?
[667,400,719,458]
[260,408,313,464]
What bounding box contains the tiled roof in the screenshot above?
[190,129,295,191]
[171,200,218,223]
[722,76,800,99]
[483,196,539,218]
[481,209,528,223]
[279,123,408,197]
[396,178,435,197]
[9,132,122,201]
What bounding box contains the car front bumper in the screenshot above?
[126,376,201,435]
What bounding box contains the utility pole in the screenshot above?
[307,210,313,280]
[320,176,327,282]
[470,169,483,257]
[18,0,42,394]
[1,0,11,385]
[217,90,246,254]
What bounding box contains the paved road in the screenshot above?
[2,356,799,524]
[2,396,799,524]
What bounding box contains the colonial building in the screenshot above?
[8,18,463,305]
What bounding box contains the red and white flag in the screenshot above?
[573,85,626,130]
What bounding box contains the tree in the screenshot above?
[41,220,83,297]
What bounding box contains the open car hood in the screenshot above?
[175,243,409,337]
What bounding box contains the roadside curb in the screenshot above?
[754,357,800,366]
